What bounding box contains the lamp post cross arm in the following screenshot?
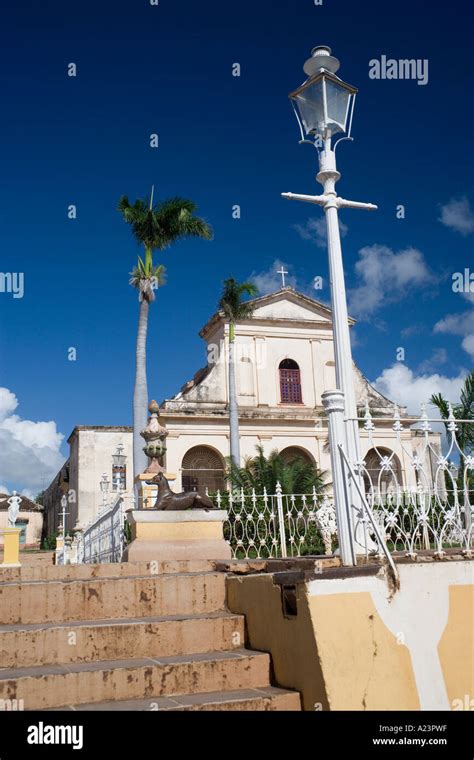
[281,192,377,211]
[337,197,378,211]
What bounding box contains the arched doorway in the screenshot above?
[279,359,303,404]
[279,446,314,467]
[181,446,226,494]
[363,448,403,494]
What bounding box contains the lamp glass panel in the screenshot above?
[294,78,325,136]
[112,450,126,467]
[324,79,351,134]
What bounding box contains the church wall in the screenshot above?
[230,324,337,410]
[164,416,332,491]
[163,412,419,494]
[165,431,228,491]
[68,437,79,530]
[177,323,227,405]
[75,430,133,528]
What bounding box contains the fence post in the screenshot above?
[275,481,288,558]
[322,389,356,566]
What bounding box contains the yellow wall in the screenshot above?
[227,561,474,711]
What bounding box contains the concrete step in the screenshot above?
[0,560,215,583]
[0,571,227,624]
[50,686,302,711]
[0,649,270,710]
[0,611,246,667]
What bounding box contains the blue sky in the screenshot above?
[0,0,472,494]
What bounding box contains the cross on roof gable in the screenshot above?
[200,286,355,338]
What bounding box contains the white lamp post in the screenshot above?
[112,443,126,468]
[100,473,110,508]
[59,494,68,539]
[112,444,126,492]
[283,46,377,561]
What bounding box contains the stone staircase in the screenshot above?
[0,560,301,711]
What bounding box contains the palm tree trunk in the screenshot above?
[228,322,240,467]
[133,297,150,479]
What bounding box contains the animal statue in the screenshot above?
[147,472,216,511]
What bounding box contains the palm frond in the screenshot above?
[430,392,450,420]
[118,194,213,252]
[219,278,259,322]
[226,445,327,495]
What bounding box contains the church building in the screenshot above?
[43,288,438,532]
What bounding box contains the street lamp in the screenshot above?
[112,443,126,468]
[100,473,110,507]
[112,443,127,491]
[289,46,357,144]
[59,494,68,539]
[283,46,378,563]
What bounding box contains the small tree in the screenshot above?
[431,370,474,494]
[227,444,327,495]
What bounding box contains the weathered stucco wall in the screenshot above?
[226,561,473,711]
[75,430,133,528]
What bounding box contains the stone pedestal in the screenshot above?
[122,510,231,562]
[0,528,21,567]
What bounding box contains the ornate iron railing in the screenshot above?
[211,404,473,562]
[211,484,337,560]
[351,404,474,558]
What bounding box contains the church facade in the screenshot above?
[161,288,435,493]
[43,288,438,532]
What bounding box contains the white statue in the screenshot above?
[7,491,22,527]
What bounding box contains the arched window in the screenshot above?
[181,446,226,494]
[279,446,314,467]
[363,448,403,495]
[279,359,303,404]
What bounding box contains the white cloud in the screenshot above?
[434,310,474,335]
[249,259,297,295]
[20,488,36,500]
[434,309,474,358]
[417,348,447,373]
[0,387,18,420]
[0,387,65,496]
[373,363,466,414]
[439,197,474,235]
[401,324,424,338]
[293,217,348,249]
[348,245,436,320]
[462,334,474,358]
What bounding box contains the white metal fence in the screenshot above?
[350,405,474,559]
[213,405,473,563]
[213,484,337,560]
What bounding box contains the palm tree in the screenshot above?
[218,278,258,467]
[431,370,474,453]
[227,444,327,495]
[118,193,213,478]
[431,370,474,497]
